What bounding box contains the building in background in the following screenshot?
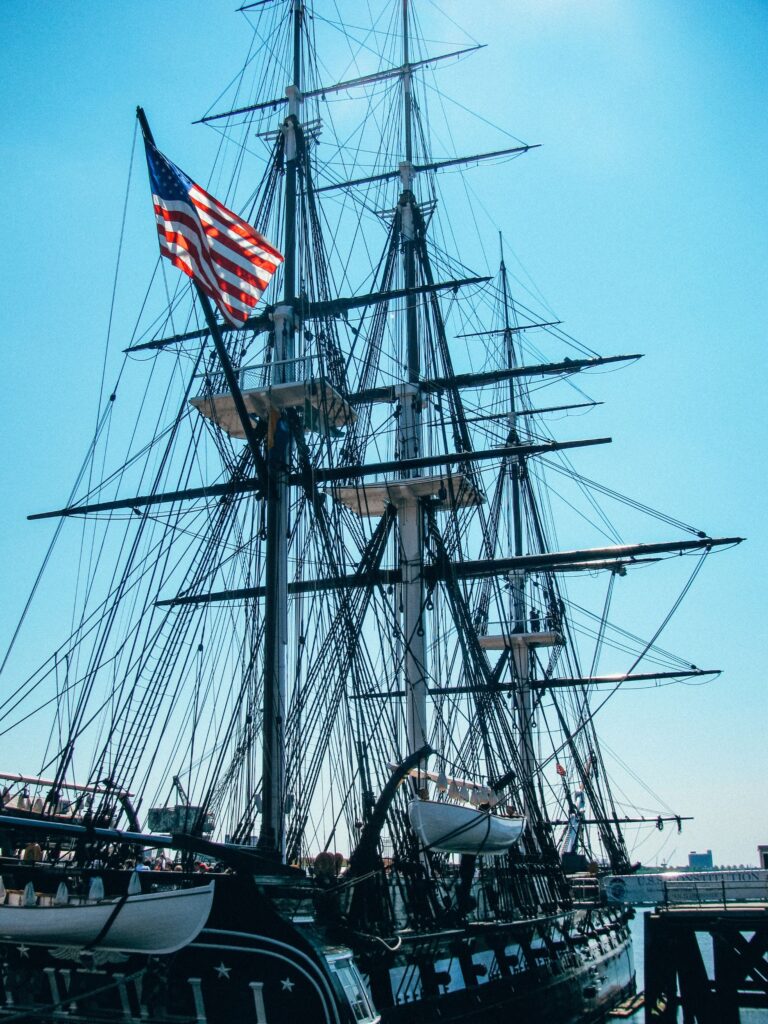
[688,850,714,869]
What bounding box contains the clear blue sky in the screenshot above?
[0,1,766,866]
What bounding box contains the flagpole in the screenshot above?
[137,105,287,863]
[135,107,267,492]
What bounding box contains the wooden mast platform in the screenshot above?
[478,631,563,651]
[330,473,483,516]
[190,378,355,436]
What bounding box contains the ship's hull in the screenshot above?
[377,919,634,1023]
[0,869,634,1023]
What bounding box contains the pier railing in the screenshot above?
[659,876,768,908]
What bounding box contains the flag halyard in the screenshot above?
[144,140,283,326]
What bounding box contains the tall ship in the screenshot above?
[0,2,741,1022]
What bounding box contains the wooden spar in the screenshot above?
[529,669,719,690]
[347,353,643,403]
[548,815,693,826]
[124,322,223,353]
[311,437,611,482]
[196,44,485,122]
[456,320,562,338]
[0,771,132,797]
[349,669,721,698]
[27,479,263,522]
[313,144,539,193]
[123,276,490,353]
[465,401,602,422]
[428,535,743,583]
[27,437,608,522]
[154,572,398,607]
[153,537,741,609]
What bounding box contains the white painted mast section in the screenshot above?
[399,0,428,767]
[399,380,428,762]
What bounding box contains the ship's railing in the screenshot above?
[659,877,768,908]
[196,355,324,393]
[485,613,563,633]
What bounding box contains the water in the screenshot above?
[627,908,768,1022]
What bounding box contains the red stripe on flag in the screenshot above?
[149,173,282,326]
[154,202,264,322]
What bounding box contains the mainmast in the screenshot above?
[258,0,303,859]
[398,0,428,768]
[499,245,533,786]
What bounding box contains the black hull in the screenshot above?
[0,873,635,1023]
[378,931,634,1024]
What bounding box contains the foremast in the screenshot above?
[498,244,537,807]
[398,0,429,772]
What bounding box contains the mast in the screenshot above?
[398,0,428,769]
[258,0,303,859]
[500,239,537,808]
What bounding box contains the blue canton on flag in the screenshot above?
[144,140,283,326]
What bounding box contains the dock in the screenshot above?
[609,992,645,1017]
[644,900,768,1022]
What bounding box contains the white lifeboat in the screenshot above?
[408,799,525,856]
[0,878,214,954]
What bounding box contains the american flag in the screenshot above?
[144,140,283,326]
